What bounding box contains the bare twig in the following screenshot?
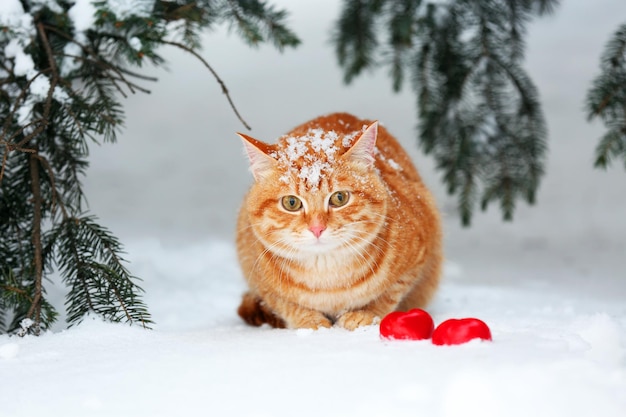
[10,118,48,148]
[26,152,43,336]
[109,76,152,94]
[38,23,58,74]
[117,66,158,82]
[23,23,62,333]
[0,149,7,184]
[0,285,32,299]
[45,23,249,130]
[0,141,37,186]
[43,24,154,97]
[159,39,252,130]
[34,154,69,220]
[163,2,198,21]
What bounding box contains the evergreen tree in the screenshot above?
[586,23,626,170]
[333,0,559,225]
[0,0,299,335]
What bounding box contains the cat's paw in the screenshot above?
[289,312,332,330]
[336,310,379,331]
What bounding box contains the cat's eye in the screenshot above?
[329,191,350,208]
[281,195,303,212]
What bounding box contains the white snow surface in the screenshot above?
[1,240,625,417]
[2,1,626,416]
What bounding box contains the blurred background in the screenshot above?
[81,0,625,295]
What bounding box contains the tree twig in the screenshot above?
[26,152,43,336]
[159,39,252,130]
[117,66,158,82]
[44,25,154,97]
[0,149,7,184]
[23,22,62,334]
[34,154,69,220]
[0,70,50,147]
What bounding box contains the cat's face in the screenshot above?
[241,123,388,260]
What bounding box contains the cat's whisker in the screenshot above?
[340,231,386,268]
[344,220,395,248]
[268,239,291,283]
[249,233,291,279]
[338,234,380,277]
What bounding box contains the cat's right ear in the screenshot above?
[343,121,378,167]
[237,133,276,181]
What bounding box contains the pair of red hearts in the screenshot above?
[379,309,492,345]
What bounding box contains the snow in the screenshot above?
[4,36,69,124]
[273,128,342,188]
[129,36,142,51]
[67,0,97,33]
[1,0,160,123]
[60,42,83,76]
[387,158,401,170]
[375,147,403,171]
[104,0,156,20]
[29,0,64,14]
[0,342,19,360]
[2,1,626,416]
[342,130,360,147]
[5,38,35,77]
[0,0,34,38]
[60,1,96,75]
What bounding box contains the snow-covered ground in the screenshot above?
[2,1,625,416]
[1,239,625,417]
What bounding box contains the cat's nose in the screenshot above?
[309,224,326,239]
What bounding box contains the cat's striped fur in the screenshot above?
[236,113,442,330]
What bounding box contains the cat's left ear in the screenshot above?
[343,121,378,167]
[237,133,276,181]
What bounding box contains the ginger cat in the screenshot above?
[236,113,442,330]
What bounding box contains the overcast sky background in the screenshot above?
[81,0,625,287]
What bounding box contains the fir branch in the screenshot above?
[333,0,381,84]
[20,22,63,334]
[224,0,266,47]
[333,0,550,225]
[386,0,421,92]
[586,23,626,171]
[529,0,561,16]
[52,216,152,328]
[228,0,301,52]
[1,268,58,334]
[89,33,158,95]
[593,127,626,169]
[44,23,156,99]
[2,0,301,333]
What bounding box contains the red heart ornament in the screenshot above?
[379,309,434,340]
[431,318,492,345]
